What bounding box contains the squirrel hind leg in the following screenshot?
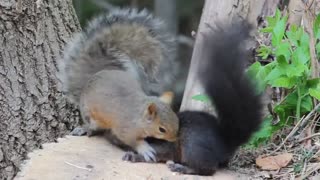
[84,117,107,137]
[166,161,198,174]
[166,161,216,176]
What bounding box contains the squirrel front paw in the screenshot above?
[136,141,156,162]
[70,127,87,136]
[122,151,147,162]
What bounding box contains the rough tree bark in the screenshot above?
[180,0,280,111]
[0,0,80,179]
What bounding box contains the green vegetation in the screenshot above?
[193,10,320,147]
[247,9,320,147]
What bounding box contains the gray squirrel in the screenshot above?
[57,8,179,161]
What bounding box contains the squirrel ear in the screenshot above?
[146,103,157,121]
[159,91,174,105]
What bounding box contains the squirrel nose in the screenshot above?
[167,136,177,142]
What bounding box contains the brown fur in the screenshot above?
[89,106,115,129]
[159,91,174,105]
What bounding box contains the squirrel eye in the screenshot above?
[159,127,166,133]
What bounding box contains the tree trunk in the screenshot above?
[180,0,279,111]
[287,0,304,26]
[0,0,80,178]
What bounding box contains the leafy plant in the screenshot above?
[193,10,320,147]
[247,10,320,146]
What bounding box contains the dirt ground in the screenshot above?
[16,136,254,180]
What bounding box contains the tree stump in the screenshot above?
[17,136,250,180]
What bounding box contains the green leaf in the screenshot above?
[300,86,310,97]
[247,62,262,78]
[292,46,310,65]
[255,63,274,91]
[272,15,288,46]
[284,90,312,113]
[299,32,310,48]
[272,76,296,88]
[192,94,210,103]
[301,96,313,112]
[309,88,320,101]
[264,12,278,29]
[286,63,305,78]
[274,54,304,80]
[277,55,289,68]
[265,67,284,82]
[274,104,287,122]
[275,41,291,61]
[261,26,273,33]
[285,92,298,106]
[257,45,272,59]
[247,62,264,92]
[286,24,299,46]
[306,78,320,89]
[246,116,274,147]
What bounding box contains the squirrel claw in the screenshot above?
[136,142,156,162]
[122,151,136,161]
[122,151,146,162]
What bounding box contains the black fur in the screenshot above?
[173,20,262,175]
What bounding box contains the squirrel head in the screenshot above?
[142,92,179,142]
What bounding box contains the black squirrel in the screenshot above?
[57,8,179,161]
[123,20,263,175]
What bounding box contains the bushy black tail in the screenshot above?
[200,20,262,149]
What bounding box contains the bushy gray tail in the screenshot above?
[58,8,176,104]
[200,20,262,149]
